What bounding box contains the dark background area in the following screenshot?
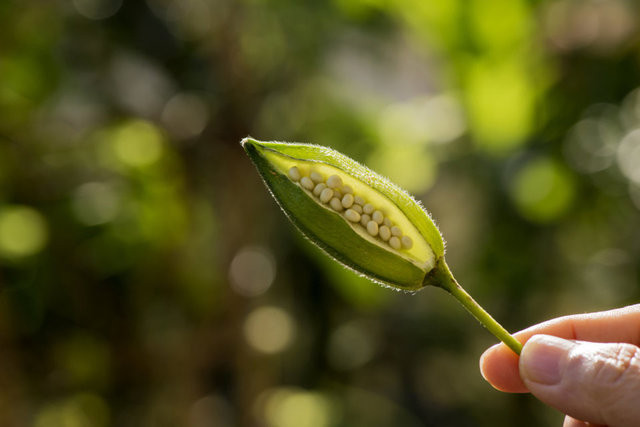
[1,0,640,425]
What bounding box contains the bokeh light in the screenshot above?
[189,394,234,427]
[146,0,216,40]
[469,0,532,51]
[243,306,295,354]
[53,332,111,389]
[367,144,436,194]
[465,59,535,152]
[510,157,575,223]
[229,246,276,297]
[72,182,121,226]
[377,95,466,146]
[562,86,640,213]
[0,205,48,259]
[564,116,619,173]
[543,0,638,53]
[161,93,209,140]
[34,393,110,427]
[109,53,174,118]
[257,387,336,427]
[617,129,640,184]
[327,320,377,371]
[111,120,164,168]
[73,0,123,20]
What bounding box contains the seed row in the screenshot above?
[288,166,413,250]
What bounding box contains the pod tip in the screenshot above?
[240,136,253,148]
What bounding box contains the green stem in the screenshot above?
[424,259,522,355]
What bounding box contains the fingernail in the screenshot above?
[520,335,574,385]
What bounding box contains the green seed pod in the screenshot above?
[241,137,444,291]
[242,137,524,355]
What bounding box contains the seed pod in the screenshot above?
[241,137,444,291]
[242,137,524,355]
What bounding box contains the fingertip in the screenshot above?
[563,416,583,427]
[479,343,500,381]
[479,342,529,393]
[563,415,604,427]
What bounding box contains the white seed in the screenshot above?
[363,203,374,214]
[300,176,315,190]
[310,171,324,183]
[320,188,334,203]
[372,210,384,225]
[389,236,401,250]
[341,193,354,208]
[354,196,365,206]
[360,214,370,226]
[366,221,379,236]
[313,183,327,196]
[288,166,301,181]
[330,197,343,212]
[342,185,353,194]
[379,225,391,241]
[351,204,363,214]
[391,226,402,237]
[344,209,360,223]
[326,174,343,189]
[401,235,413,249]
[383,217,392,227]
[333,188,342,199]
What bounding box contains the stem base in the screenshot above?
[423,259,522,355]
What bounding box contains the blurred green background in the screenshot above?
[1,0,640,425]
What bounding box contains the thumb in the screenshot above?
[519,335,640,427]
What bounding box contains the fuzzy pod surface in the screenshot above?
[242,137,445,291]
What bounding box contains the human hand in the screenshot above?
[479,304,640,427]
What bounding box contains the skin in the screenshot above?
[480,304,640,427]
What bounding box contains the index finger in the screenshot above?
[479,304,640,393]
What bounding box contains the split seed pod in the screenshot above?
[241,137,444,291]
[242,137,523,355]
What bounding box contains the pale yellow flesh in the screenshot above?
[264,151,435,271]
